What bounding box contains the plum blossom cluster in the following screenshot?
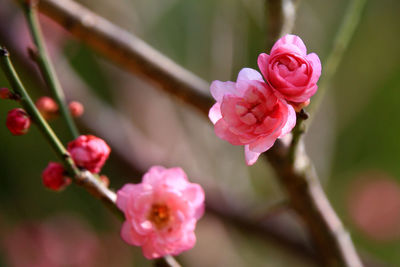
[209,34,321,165]
[116,166,205,259]
[42,135,111,191]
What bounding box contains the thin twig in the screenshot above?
[37,0,213,116]
[21,0,79,139]
[0,46,117,210]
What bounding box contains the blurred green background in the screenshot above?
[0,0,400,266]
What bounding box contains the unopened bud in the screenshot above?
[69,101,84,117]
[6,108,31,136]
[0,88,12,99]
[99,175,110,187]
[36,96,59,120]
[42,162,71,191]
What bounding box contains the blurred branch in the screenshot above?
[37,0,213,116]
[22,1,79,139]
[33,0,364,265]
[308,0,368,119]
[265,0,299,49]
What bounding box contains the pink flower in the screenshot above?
[36,96,59,120]
[209,68,296,165]
[69,101,84,117]
[116,166,205,259]
[42,162,71,191]
[258,34,321,103]
[6,108,31,136]
[67,135,111,173]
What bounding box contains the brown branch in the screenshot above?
[37,0,213,116]
[33,0,363,266]
[265,0,299,49]
[265,142,363,266]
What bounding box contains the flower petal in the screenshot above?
[271,34,307,55]
[307,53,322,84]
[210,80,236,102]
[244,145,261,165]
[237,68,264,82]
[208,103,222,124]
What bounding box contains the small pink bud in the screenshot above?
[6,108,31,135]
[42,162,71,191]
[0,88,12,99]
[69,101,84,117]
[116,166,205,259]
[67,135,111,173]
[35,96,59,120]
[99,175,110,187]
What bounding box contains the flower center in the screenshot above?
[148,203,171,229]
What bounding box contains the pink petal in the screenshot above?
[244,145,261,165]
[271,34,307,55]
[307,53,322,84]
[116,184,140,211]
[210,80,236,102]
[214,119,244,145]
[141,241,161,259]
[184,184,205,206]
[237,68,264,82]
[120,221,146,246]
[208,103,222,124]
[257,53,270,79]
[248,134,278,153]
[279,103,296,137]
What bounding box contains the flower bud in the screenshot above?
[42,162,71,191]
[69,101,84,117]
[0,88,12,99]
[35,96,59,120]
[6,108,31,135]
[67,135,111,173]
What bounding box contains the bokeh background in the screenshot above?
[0,0,400,266]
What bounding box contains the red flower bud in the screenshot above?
[6,108,31,135]
[0,88,12,99]
[42,162,71,191]
[67,135,111,173]
[69,101,84,117]
[35,96,59,120]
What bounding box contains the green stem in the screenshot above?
[0,48,180,267]
[0,47,121,218]
[307,0,367,118]
[22,1,79,139]
[289,0,367,158]
[0,46,79,176]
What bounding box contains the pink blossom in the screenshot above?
[258,34,321,103]
[209,68,296,165]
[42,162,71,191]
[67,135,111,173]
[6,108,31,136]
[116,166,205,259]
